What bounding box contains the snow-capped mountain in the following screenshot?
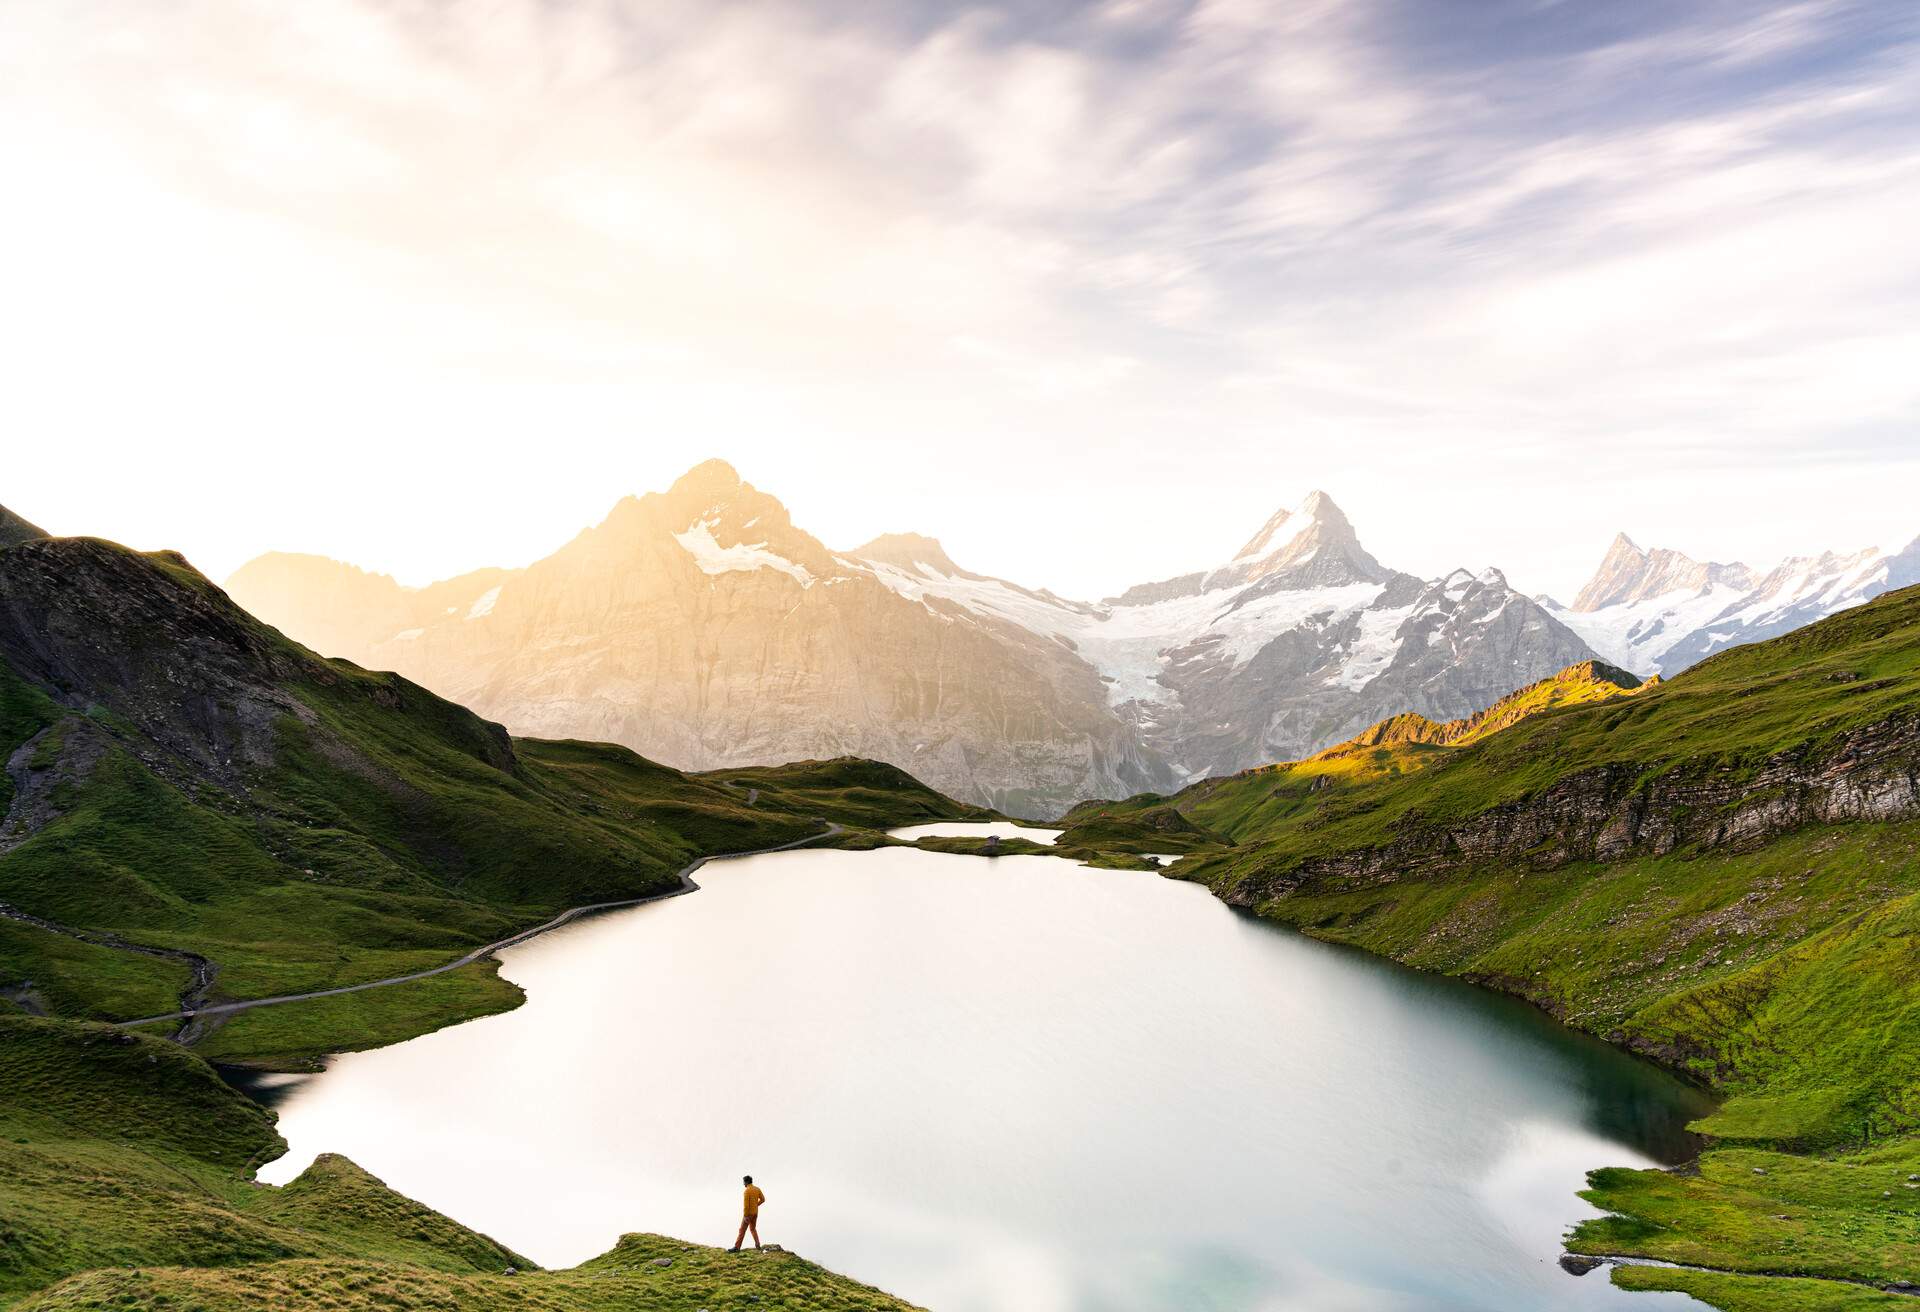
[839,490,1596,779]
[228,462,1597,815]
[1546,532,1920,677]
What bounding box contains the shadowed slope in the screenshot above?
[0,536,976,1067]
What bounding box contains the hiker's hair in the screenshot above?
[743,1175,753,1185]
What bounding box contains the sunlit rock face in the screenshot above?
[228,463,1596,815]
[230,461,1171,817]
[1541,531,1920,678]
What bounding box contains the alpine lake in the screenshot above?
[247,824,1713,1311]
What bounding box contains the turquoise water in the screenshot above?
[255,837,1711,1311]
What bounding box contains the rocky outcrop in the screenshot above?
[1222,711,1920,906]
[1320,660,1646,754]
[0,539,320,788]
[0,538,517,799]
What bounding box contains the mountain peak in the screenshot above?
[669,458,744,497]
[1573,534,1753,612]
[1193,490,1391,592]
[850,533,963,577]
[1231,491,1355,564]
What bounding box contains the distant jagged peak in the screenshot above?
[1572,532,1753,612]
[574,459,848,588]
[1737,544,1888,605]
[669,457,744,497]
[0,502,48,549]
[848,531,1101,621]
[661,458,779,529]
[1232,490,1351,564]
[1105,492,1387,607]
[599,458,796,543]
[1201,489,1389,593]
[1427,565,1510,599]
[229,550,401,589]
[1889,533,1920,590]
[849,532,964,578]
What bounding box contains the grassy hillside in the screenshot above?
[19,1241,926,1312]
[0,505,43,551]
[1078,589,1920,1306]
[700,756,990,828]
[0,1015,922,1311]
[0,536,977,1067]
[1053,802,1233,855]
[0,533,967,1309]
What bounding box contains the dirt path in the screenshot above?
[0,899,218,1040]
[111,821,843,1031]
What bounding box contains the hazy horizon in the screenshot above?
[9,450,1916,605]
[7,0,1919,600]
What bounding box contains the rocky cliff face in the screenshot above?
[232,461,1171,817]
[0,539,516,803]
[227,466,1603,815]
[1548,532,1917,677]
[1222,709,1920,908]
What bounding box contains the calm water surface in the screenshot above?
[256,834,1711,1311]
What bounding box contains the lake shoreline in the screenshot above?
[248,834,1717,1310]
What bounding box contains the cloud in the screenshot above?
[0,0,1915,599]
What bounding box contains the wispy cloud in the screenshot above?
[1,0,1915,596]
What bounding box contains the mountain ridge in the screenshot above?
[0,502,48,550]
[225,465,1606,815]
[1551,527,1920,677]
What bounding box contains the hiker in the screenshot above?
[731,1174,766,1251]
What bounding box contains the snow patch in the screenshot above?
[1330,604,1411,691]
[1076,581,1384,706]
[673,522,815,587]
[466,586,502,619]
[860,556,1086,638]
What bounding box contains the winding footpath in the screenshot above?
[64,820,845,1032]
[0,899,219,1040]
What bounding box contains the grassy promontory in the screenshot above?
[1065,591,1920,1308]
[0,1015,923,1311]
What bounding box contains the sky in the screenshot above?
[3,0,1918,602]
